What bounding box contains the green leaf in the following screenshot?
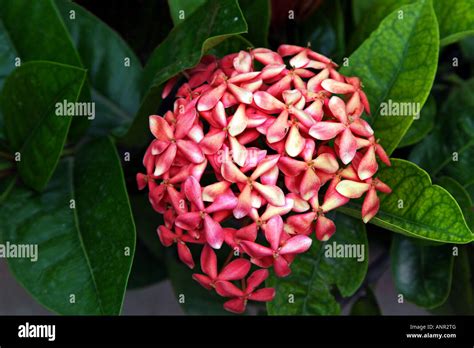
[55,0,143,137]
[350,0,412,52]
[436,176,474,231]
[432,246,474,314]
[121,0,247,147]
[0,0,81,65]
[266,213,368,315]
[165,250,231,315]
[350,287,381,315]
[339,159,473,243]
[167,0,206,25]
[0,0,86,140]
[341,0,439,155]
[1,61,86,191]
[398,95,436,148]
[409,79,474,177]
[433,0,474,46]
[238,0,270,47]
[0,137,135,314]
[207,35,253,57]
[351,0,474,47]
[391,235,454,308]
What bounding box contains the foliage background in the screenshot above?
[0,0,473,315]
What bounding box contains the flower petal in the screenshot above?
[233,184,253,219]
[338,128,357,164]
[328,96,348,124]
[149,115,173,140]
[154,142,177,176]
[177,242,195,269]
[253,91,285,112]
[174,108,197,139]
[228,103,248,137]
[176,139,205,164]
[246,269,269,292]
[248,288,275,302]
[202,181,231,202]
[253,182,285,207]
[335,180,370,198]
[280,235,312,255]
[264,215,283,250]
[215,281,245,298]
[183,176,205,210]
[219,258,251,281]
[362,187,380,223]
[299,168,321,201]
[309,122,345,140]
[175,212,202,230]
[221,159,248,183]
[266,110,289,143]
[285,125,305,157]
[223,298,246,313]
[197,83,227,111]
[204,215,224,249]
[321,79,356,94]
[278,156,306,176]
[315,215,336,241]
[240,241,273,258]
[274,256,291,277]
[358,146,378,180]
[200,244,218,279]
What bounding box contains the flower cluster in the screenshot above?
[137,44,391,314]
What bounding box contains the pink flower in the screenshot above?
[193,245,251,289]
[215,269,275,313]
[138,44,392,314]
[241,215,312,277]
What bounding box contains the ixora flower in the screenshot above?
[137,44,392,314]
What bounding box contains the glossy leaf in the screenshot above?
[433,0,474,46]
[339,159,474,243]
[350,287,381,315]
[341,0,439,155]
[267,213,368,315]
[167,0,206,25]
[1,62,86,191]
[0,0,81,65]
[55,0,143,137]
[398,95,436,148]
[0,137,136,314]
[391,235,454,308]
[122,0,247,147]
[436,176,474,231]
[351,0,474,47]
[409,79,474,177]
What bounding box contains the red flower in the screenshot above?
[215,269,275,313]
[138,44,392,314]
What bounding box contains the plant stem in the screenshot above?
[222,250,235,268]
